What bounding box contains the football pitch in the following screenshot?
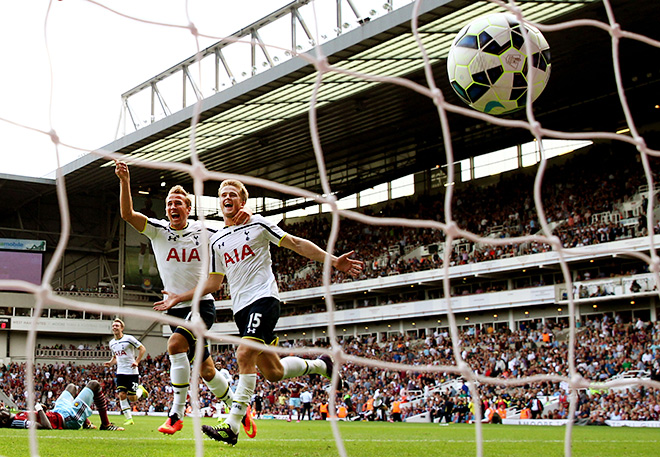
[0,417,659,457]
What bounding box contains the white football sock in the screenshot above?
[281,356,325,380]
[169,352,190,418]
[226,374,256,433]
[204,369,233,404]
[120,398,132,419]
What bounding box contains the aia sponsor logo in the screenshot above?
[224,244,256,266]
[166,248,201,262]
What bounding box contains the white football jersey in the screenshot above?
[109,334,143,375]
[219,368,232,385]
[142,219,216,308]
[209,214,287,314]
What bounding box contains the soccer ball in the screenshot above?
[446,13,551,115]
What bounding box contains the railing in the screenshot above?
[54,290,118,299]
[557,274,657,302]
[608,369,650,382]
[121,0,396,132]
[3,308,114,320]
[35,348,113,360]
[591,211,620,224]
[404,378,464,408]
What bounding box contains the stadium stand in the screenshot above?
[2,315,659,424]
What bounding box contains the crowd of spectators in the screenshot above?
[2,314,660,425]
[262,144,656,293]
[322,314,660,424]
[16,145,655,317]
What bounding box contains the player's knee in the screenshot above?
[167,343,183,355]
[262,366,283,382]
[201,365,216,382]
[65,383,78,396]
[235,344,250,362]
[236,346,258,366]
[86,380,100,392]
[167,334,188,355]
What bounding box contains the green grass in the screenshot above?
[0,416,659,457]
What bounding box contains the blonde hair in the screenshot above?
[167,185,192,207]
[113,318,125,328]
[219,180,249,203]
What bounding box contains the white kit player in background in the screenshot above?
[214,359,235,418]
[114,160,257,438]
[160,179,364,446]
[104,318,149,426]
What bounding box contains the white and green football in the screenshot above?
[447,13,551,115]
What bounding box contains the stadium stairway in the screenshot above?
[0,389,18,409]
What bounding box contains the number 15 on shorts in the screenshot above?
[246,313,262,334]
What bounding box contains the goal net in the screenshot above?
[1,1,660,457]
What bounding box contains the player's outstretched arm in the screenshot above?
[280,235,364,277]
[153,273,224,311]
[35,404,52,430]
[334,250,364,277]
[114,160,148,232]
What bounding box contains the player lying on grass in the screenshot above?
[0,380,123,431]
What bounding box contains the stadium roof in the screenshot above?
[0,174,55,218]
[7,0,660,215]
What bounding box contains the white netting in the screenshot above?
[2,1,660,457]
